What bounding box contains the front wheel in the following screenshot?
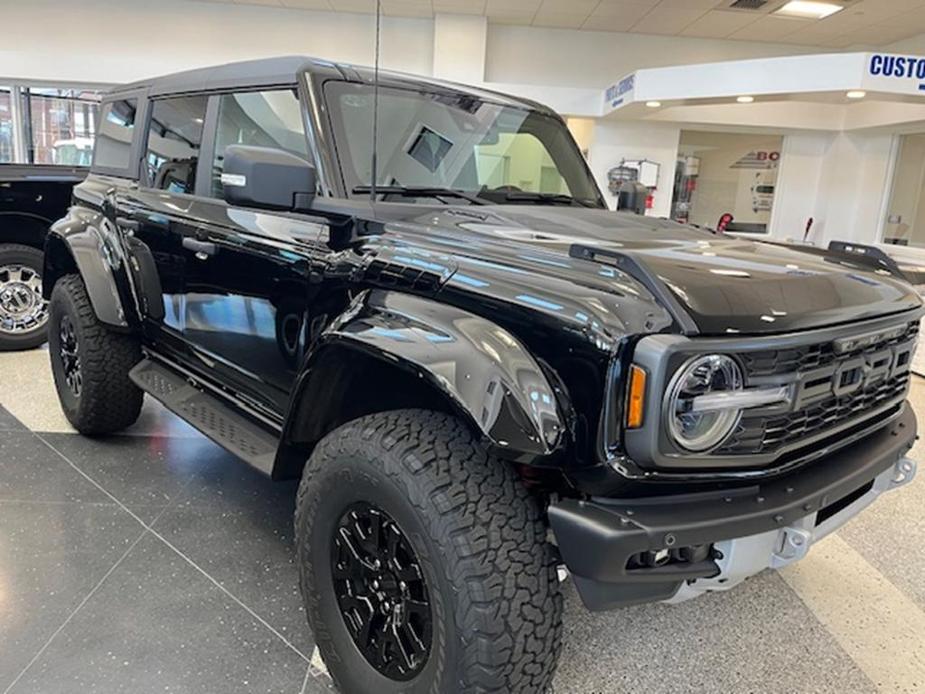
[294,409,563,694]
[0,244,49,351]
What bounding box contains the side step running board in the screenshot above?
[130,359,279,476]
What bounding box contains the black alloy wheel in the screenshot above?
[332,502,432,681]
[58,314,82,397]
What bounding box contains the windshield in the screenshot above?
[324,80,604,207]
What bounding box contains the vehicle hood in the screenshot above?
[382,205,923,336]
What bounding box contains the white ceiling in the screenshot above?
[189,0,925,47]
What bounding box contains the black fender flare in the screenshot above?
[279,289,566,470]
[42,208,136,328]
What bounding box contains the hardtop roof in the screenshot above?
[104,55,557,116]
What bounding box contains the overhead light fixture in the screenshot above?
[737,95,755,103]
[846,90,866,99]
[774,1,844,19]
[646,101,662,108]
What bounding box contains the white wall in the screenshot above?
[769,133,833,241]
[484,24,818,88]
[0,0,434,86]
[3,1,829,92]
[588,121,680,217]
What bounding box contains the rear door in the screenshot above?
[118,94,211,359]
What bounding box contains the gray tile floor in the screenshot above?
[1,348,924,693]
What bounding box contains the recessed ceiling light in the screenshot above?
[846,90,866,99]
[774,1,844,19]
[646,101,661,108]
[737,95,755,103]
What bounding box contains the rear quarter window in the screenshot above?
[92,99,138,171]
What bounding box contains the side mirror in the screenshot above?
[221,145,316,211]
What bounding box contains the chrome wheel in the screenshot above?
[58,314,82,397]
[332,503,432,681]
[0,264,47,336]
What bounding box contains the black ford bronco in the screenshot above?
[44,57,920,693]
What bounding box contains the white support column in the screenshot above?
[9,85,27,163]
[432,14,487,85]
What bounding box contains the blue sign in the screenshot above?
[869,54,925,92]
[605,74,635,108]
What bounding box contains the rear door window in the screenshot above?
[144,95,208,194]
[92,99,137,171]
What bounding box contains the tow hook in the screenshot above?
[770,527,811,568]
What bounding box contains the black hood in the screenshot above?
[374,204,922,336]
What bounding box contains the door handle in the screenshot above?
[182,237,217,259]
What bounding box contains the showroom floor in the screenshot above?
[0,348,924,694]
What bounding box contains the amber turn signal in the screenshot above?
[626,364,647,429]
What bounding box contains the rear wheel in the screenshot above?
[294,409,563,694]
[0,244,48,351]
[48,274,144,434]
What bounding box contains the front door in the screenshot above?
[128,88,327,416]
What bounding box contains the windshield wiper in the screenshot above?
[501,191,597,208]
[353,185,489,206]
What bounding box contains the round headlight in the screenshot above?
[667,354,743,452]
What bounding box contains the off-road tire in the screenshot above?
[294,409,563,694]
[48,274,143,434]
[0,244,48,351]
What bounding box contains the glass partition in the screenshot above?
[21,87,100,165]
[883,134,925,248]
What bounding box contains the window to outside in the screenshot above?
[883,134,925,248]
[93,99,138,171]
[21,88,100,165]
[211,89,307,198]
[324,81,602,206]
[0,88,12,163]
[145,95,208,195]
[671,130,782,233]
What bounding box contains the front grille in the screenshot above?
[740,320,918,377]
[715,320,918,457]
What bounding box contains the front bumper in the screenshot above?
[549,404,917,611]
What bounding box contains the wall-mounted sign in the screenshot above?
[865,54,925,95]
[604,73,635,110]
[730,150,780,170]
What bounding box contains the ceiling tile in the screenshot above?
[433,0,486,13]
[657,0,725,8]
[280,0,333,8]
[836,24,925,46]
[533,11,587,28]
[235,0,283,5]
[680,9,761,38]
[329,0,377,11]
[877,6,925,29]
[581,1,655,30]
[630,6,710,35]
[381,0,433,16]
[727,15,804,40]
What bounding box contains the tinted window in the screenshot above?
[145,95,208,194]
[211,89,306,198]
[93,99,137,171]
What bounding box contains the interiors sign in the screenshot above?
[866,53,925,94]
[605,74,635,110]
